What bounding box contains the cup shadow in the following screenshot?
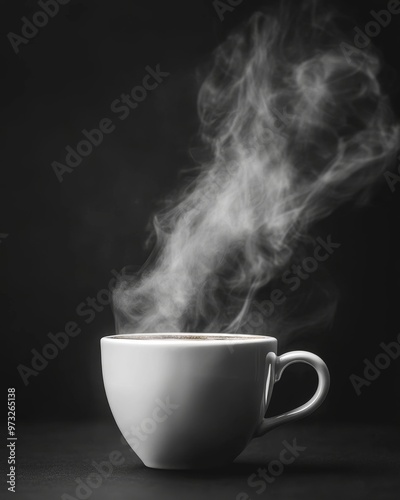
[118,456,393,480]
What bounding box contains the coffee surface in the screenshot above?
[112,334,264,340]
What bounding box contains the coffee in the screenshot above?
[111,333,264,341]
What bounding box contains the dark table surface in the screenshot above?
[7,421,400,500]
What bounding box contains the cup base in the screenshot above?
[142,458,232,470]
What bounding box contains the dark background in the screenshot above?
[1,0,399,427]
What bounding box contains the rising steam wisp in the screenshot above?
[113,2,399,335]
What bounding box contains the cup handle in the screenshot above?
[254,351,330,437]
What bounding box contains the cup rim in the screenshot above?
[101,333,276,345]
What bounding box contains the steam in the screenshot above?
[113,1,399,335]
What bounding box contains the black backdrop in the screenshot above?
[1,0,400,424]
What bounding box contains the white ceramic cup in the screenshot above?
[101,333,330,469]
